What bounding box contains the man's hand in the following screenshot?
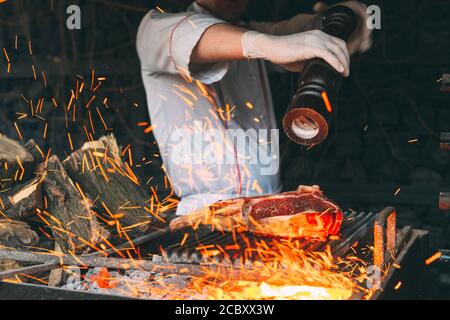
[242,30,350,76]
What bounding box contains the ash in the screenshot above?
[62,267,203,299]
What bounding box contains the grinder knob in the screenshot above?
[283,5,358,146]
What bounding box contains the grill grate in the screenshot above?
[157,211,377,265]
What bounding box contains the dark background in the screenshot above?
[0,0,449,297]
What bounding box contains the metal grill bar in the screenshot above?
[161,211,378,265]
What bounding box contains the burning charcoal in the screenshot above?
[124,269,153,281]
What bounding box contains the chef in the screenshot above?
[136,0,372,216]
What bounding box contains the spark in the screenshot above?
[144,125,157,134]
[85,95,96,109]
[188,19,197,30]
[180,233,189,246]
[42,71,47,87]
[43,122,48,139]
[16,112,27,120]
[67,133,74,151]
[13,122,23,140]
[251,180,263,194]
[3,48,10,62]
[156,6,165,13]
[425,251,442,266]
[96,107,109,130]
[90,69,95,90]
[31,64,37,80]
[67,92,75,110]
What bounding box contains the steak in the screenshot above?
[170,185,343,240]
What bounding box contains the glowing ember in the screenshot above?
[197,281,353,300]
[90,267,117,289]
[259,283,350,300]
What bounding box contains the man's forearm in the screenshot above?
[190,21,350,76]
[190,13,322,65]
[190,23,246,64]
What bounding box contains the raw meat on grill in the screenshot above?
[170,185,343,239]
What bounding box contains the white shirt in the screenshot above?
[136,3,281,215]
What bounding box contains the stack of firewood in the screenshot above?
[0,133,161,268]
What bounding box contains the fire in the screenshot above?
[259,283,350,300]
[194,280,353,300]
[164,241,362,300]
[90,267,117,289]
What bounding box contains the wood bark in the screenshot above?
[0,179,40,220]
[0,219,39,249]
[0,219,39,277]
[0,134,34,189]
[38,155,108,253]
[63,135,155,237]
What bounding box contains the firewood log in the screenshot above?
[23,138,46,163]
[0,134,34,189]
[0,260,20,273]
[62,135,154,237]
[0,219,39,276]
[0,219,39,249]
[38,155,108,253]
[0,179,41,220]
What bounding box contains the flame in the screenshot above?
[163,241,365,300]
[90,268,117,289]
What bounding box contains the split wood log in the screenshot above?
[24,138,46,163]
[62,135,155,236]
[0,219,39,249]
[0,260,20,273]
[48,243,67,287]
[0,134,34,188]
[38,155,108,253]
[0,219,39,276]
[0,179,41,220]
